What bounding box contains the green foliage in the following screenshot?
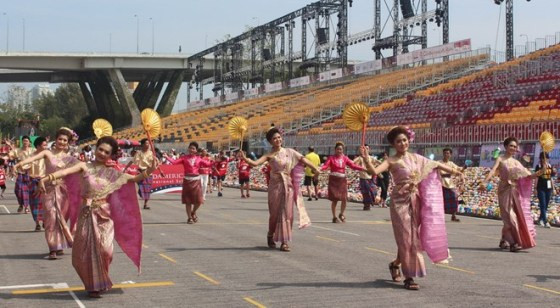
[0,83,91,139]
[32,83,90,137]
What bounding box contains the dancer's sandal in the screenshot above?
[267,233,276,248]
[187,218,194,224]
[280,243,290,252]
[404,278,419,290]
[498,240,509,250]
[48,251,58,260]
[510,243,521,252]
[88,291,102,298]
[143,205,151,210]
[451,217,461,222]
[56,250,64,256]
[338,214,346,222]
[332,217,339,223]
[34,224,41,231]
[192,213,198,223]
[388,262,402,282]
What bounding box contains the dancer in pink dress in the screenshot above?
[479,137,543,252]
[15,128,78,259]
[362,126,462,290]
[240,127,320,252]
[40,136,157,298]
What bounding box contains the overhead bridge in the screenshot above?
[0,53,225,127]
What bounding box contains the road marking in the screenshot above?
[435,264,475,275]
[143,222,265,227]
[243,296,267,308]
[0,283,55,290]
[158,253,177,263]
[193,271,220,285]
[142,244,149,248]
[523,284,560,295]
[316,235,340,242]
[12,281,174,295]
[0,205,10,213]
[58,283,85,308]
[475,235,501,240]
[311,225,360,236]
[365,247,393,255]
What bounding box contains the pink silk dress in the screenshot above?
[42,154,78,252]
[267,148,311,243]
[68,163,142,293]
[497,158,536,249]
[389,153,450,278]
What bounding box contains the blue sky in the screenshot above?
[1,0,558,111]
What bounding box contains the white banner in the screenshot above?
[244,87,259,97]
[289,76,311,88]
[319,68,344,82]
[397,39,472,66]
[208,96,221,105]
[188,100,205,109]
[354,59,382,75]
[225,92,239,101]
[533,143,560,169]
[265,82,283,93]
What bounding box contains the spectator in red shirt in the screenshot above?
[237,151,252,198]
[213,150,232,197]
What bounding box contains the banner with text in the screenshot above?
[289,76,311,88]
[265,82,283,93]
[397,39,472,66]
[354,59,382,75]
[151,164,185,194]
[244,87,259,97]
[319,68,344,82]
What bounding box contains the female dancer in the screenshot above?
[362,126,461,290]
[15,128,77,259]
[321,142,366,223]
[164,142,213,224]
[479,137,543,252]
[240,127,320,252]
[40,136,156,298]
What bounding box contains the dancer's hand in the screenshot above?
[39,179,47,194]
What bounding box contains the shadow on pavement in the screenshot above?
[448,246,500,252]
[255,279,403,290]
[0,253,47,260]
[527,274,560,282]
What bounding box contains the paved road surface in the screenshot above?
[1,183,559,307]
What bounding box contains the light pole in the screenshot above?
[22,18,25,51]
[149,17,154,55]
[134,14,139,54]
[3,13,9,54]
[109,32,112,53]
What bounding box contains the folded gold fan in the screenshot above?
[343,102,370,146]
[228,116,248,140]
[92,118,113,139]
[540,131,555,153]
[141,108,162,138]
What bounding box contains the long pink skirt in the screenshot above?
[327,175,348,202]
[390,194,426,278]
[268,173,294,243]
[498,181,535,249]
[72,203,114,292]
[42,183,73,252]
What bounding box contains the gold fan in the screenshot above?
[92,118,113,139]
[228,116,248,149]
[540,131,555,153]
[343,102,370,146]
[141,108,162,138]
